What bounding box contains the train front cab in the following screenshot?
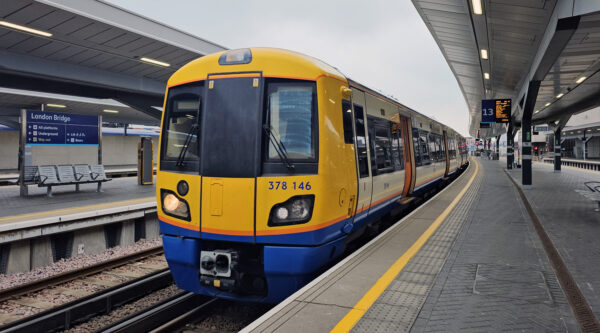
[157,49,361,303]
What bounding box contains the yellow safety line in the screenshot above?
[331,159,479,332]
[0,196,155,222]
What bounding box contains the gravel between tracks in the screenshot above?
[0,238,162,291]
[64,284,182,333]
[183,301,272,333]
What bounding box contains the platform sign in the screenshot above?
[26,110,98,145]
[481,99,495,123]
[481,99,511,123]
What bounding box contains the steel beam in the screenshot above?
[0,50,165,97]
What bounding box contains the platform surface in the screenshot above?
[0,176,155,223]
[244,158,600,332]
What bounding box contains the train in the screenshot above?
[156,48,468,303]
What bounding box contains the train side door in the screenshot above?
[350,90,373,222]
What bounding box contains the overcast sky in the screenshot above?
[106,0,470,136]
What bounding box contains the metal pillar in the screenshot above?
[507,125,514,169]
[98,115,102,164]
[496,135,500,159]
[554,127,562,172]
[19,109,27,197]
[522,81,541,187]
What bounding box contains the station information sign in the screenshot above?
[481,99,511,123]
[26,110,99,145]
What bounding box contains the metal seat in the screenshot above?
[37,165,60,197]
[90,164,111,192]
[74,164,93,182]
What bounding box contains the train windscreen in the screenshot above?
[160,83,203,172]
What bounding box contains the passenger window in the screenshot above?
[354,105,369,178]
[374,125,393,173]
[428,133,437,162]
[342,100,353,144]
[419,130,430,164]
[391,121,404,170]
[413,128,421,167]
[437,135,445,161]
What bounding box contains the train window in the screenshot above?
[354,104,369,178]
[266,82,316,161]
[391,121,404,170]
[437,134,445,161]
[428,133,438,162]
[342,100,353,144]
[374,125,393,173]
[413,128,421,167]
[160,83,203,172]
[419,130,431,165]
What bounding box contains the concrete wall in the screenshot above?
[1,213,159,275]
[0,131,18,170]
[33,145,97,166]
[587,137,600,159]
[0,130,158,171]
[102,135,158,166]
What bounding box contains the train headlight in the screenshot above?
[161,190,191,221]
[269,195,315,226]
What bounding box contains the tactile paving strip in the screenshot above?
[352,166,484,332]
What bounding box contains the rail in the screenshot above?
[99,292,217,333]
[0,269,173,332]
[0,246,163,302]
[542,157,600,171]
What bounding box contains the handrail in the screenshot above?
[542,158,600,171]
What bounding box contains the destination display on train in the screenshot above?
[481,99,511,124]
[25,110,99,145]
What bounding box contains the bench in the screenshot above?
[14,166,39,186]
[574,181,600,212]
[37,164,111,197]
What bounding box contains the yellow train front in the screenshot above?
[156,48,467,303]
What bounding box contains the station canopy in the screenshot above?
[412,0,600,138]
[0,0,226,128]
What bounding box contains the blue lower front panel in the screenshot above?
[162,234,346,303]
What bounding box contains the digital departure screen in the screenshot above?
[481,99,511,124]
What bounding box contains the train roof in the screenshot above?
[167,47,346,88]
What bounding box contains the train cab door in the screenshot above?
[350,90,373,225]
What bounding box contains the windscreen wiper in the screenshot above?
[263,124,295,170]
[176,123,198,167]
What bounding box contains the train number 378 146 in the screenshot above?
[268,181,311,191]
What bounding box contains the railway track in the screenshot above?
[99,292,217,333]
[1,270,173,332]
[0,246,170,332]
[0,246,164,303]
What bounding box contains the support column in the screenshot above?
[554,128,562,172]
[98,115,102,164]
[19,109,27,197]
[507,125,514,169]
[522,81,541,187]
[496,135,500,159]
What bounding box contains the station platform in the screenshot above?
[0,177,155,228]
[243,158,600,332]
